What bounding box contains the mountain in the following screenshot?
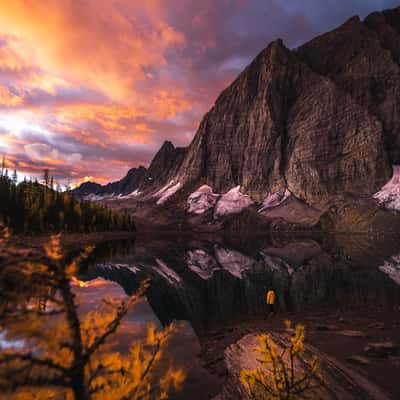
[138,141,187,192]
[172,37,390,204]
[72,142,187,200]
[73,6,400,230]
[72,166,146,199]
[297,14,400,163]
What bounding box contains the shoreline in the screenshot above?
[11,231,136,253]
[200,305,400,399]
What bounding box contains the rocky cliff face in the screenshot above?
[139,141,187,192]
[173,27,392,205]
[297,13,400,164]
[74,6,400,223]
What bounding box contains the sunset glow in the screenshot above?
[1,0,398,185]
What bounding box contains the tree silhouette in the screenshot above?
[12,170,18,185]
[0,163,135,234]
[0,230,184,399]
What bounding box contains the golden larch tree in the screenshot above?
[0,230,184,400]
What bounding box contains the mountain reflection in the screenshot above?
[78,233,400,336]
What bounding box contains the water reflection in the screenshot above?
[78,233,400,336]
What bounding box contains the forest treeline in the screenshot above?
[0,163,135,234]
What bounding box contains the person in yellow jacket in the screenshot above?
[266,288,276,317]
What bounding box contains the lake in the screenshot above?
[75,232,400,399]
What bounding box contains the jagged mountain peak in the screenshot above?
[160,140,175,150]
[74,6,400,225]
[72,166,147,199]
[382,6,400,32]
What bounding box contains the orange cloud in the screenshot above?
[0,1,231,186]
[0,1,185,102]
[0,85,23,107]
[70,175,109,189]
[0,36,27,72]
[53,97,192,144]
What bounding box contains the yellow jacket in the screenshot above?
[266,290,275,305]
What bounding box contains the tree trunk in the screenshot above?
[71,370,90,400]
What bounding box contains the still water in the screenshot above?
[76,233,400,399]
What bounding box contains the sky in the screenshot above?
[0,0,399,187]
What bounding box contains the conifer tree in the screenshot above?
[0,155,5,176]
[43,169,50,188]
[12,170,18,185]
[0,231,184,399]
[0,163,135,234]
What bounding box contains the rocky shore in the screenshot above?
[200,306,400,399]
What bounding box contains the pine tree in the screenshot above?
[0,155,5,176]
[12,170,18,185]
[43,169,50,188]
[0,166,135,235]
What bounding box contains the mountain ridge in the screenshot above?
[72,6,400,230]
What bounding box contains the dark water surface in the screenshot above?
[76,233,400,399]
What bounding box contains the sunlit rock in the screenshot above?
[214,186,253,219]
[374,166,400,210]
[187,185,219,215]
[259,188,291,212]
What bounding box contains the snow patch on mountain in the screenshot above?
[187,185,219,214]
[379,255,400,285]
[84,193,114,201]
[214,186,253,219]
[187,249,220,279]
[373,166,400,210]
[154,180,182,205]
[129,189,141,197]
[155,258,181,284]
[259,189,291,212]
[115,190,142,200]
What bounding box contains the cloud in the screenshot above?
[0,85,23,107]
[0,1,185,102]
[24,143,82,165]
[0,0,397,185]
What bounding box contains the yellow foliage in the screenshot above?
[89,323,185,400]
[0,234,185,400]
[0,226,9,247]
[240,322,319,400]
[1,388,59,400]
[44,234,63,261]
